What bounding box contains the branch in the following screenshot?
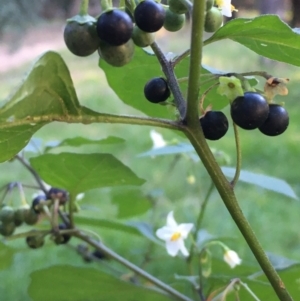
[74,230,194,301]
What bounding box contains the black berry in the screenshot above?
[144,77,170,103]
[231,92,269,130]
[48,187,68,205]
[64,21,100,57]
[200,111,229,140]
[97,9,133,46]
[259,104,289,136]
[134,0,166,33]
[54,223,72,245]
[32,195,47,214]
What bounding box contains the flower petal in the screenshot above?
[177,239,189,257]
[223,250,242,268]
[156,226,174,240]
[166,240,181,256]
[166,211,178,227]
[177,223,194,239]
[150,130,167,149]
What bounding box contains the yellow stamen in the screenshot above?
[171,232,181,241]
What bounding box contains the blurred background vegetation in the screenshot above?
[0,0,300,300]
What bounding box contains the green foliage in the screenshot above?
[205,15,300,66]
[30,153,145,195]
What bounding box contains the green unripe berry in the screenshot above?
[206,0,214,11]
[168,0,188,14]
[14,205,30,227]
[24,208,39,225]
[204,7,223,33]
[163,9,185,32]
[0,222,16,237]
[98,39,135,67]
[0,206,15,223]
[132,26,155,47]
[26,232,45,249]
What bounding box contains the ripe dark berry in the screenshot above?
[54,223,72,245]
[32,195,47,214]
[259,104,289,136]
[64,21,100,57]
[96,9,133,46]
[200,111,229,140]
[231,92,269,130]
[48,187,68,205]
[144,77,170,103]
[134,0,166,33]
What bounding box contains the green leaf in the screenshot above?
[75,216,160,243]
[204,15,300,66]
[0,242,14,270]
[99,47,174,118]
[28,265,173,301]
[0,51,80,162]
[138,143,194,157]
[221,167,298,200]
[30,153,145,195]
[110,187,151,218]
[44,136,125,152]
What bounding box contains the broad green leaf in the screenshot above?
[138,143,194,157]
[75,216,159,243]
[221,167,298,200]
[204,15,300,66]
[0,51,80,162]
[0,242,14,270]
[110,187,151,218]
[44,136,125,152]
[30,153,145,195]
[28,265,173,301]
[99,47,174,118]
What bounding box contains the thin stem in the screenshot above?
[14,155,48,195]
[185,0,206,126]
[68,194,75,228]
[5,112,183,132]
[74,230,194,301]
[172,49,191,67]
[79,0,89,15]
[187,181,214,262]
[183,127,293,301]
[150,42,187,119]
[230,122,242,187]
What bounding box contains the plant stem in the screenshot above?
[185,0,206,126]
[151,42,187,119]
[230,122,241,187]
[14,155,48,194]
[6,112,183,132]
[183,126,293,301]
[74,230,194,301]
[79,0,89,15]
[100,0,111,11]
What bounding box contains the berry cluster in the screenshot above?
[0,186,72,249]
[64,0,187,67]
[204,0,224,33]
[231,92,289,136]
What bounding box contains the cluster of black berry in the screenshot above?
[0,187,72,249]
[231,92,289,136]
[64,0,187,67]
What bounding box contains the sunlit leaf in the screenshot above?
[28,265,173,301]
[221,167,298,200]
[99,47,174,118]
[205,15,300,66]
[30,153,145,195]
[0,51,80,162]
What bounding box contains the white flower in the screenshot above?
[215,0,237,17]
[223,249,242,268]
[156,211,194,257]
[150,130,167,149]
